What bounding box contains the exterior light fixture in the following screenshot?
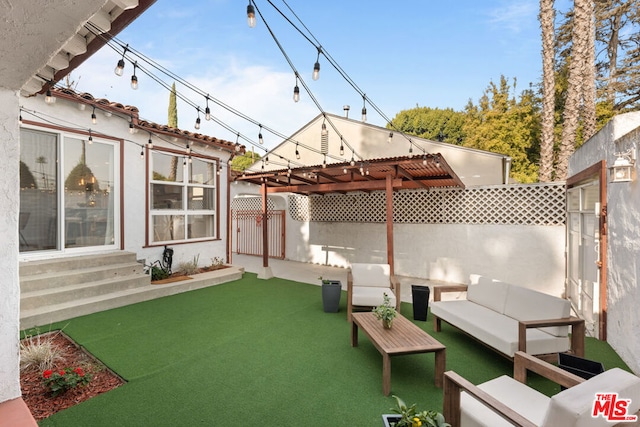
[339,137,344,156]
[148,134,153,149]
[293,74,300,102]
[258,125,264,145]
[610,147,636,183]
[88,130,93,144]
[388,132,393,143]
[194,108,201,130]
[361,96,367,122]
[295,143,300,160]
[312,48,321,81]
[247,1,256,28]
[129,122,137,134]
[114,46,128,76]
[91,106,97,124]
[205,97,211,120]
[45,88,55,104]
[130,63,138,89]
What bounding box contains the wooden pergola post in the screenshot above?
[386,174,395,275]
[258,181,273,279]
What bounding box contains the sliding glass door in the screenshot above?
[20,127,119,254]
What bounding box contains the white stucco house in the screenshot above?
[567,111,640,374]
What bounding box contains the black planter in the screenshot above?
[411,285,430,321]
[322,280,341,313]
[381,414,402,426]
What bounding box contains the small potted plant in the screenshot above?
[373,293,397,329]
[319,276,341,313]
[382,395,449,427]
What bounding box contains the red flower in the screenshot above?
[43,369,53,379]
[74,367,85,376]
[59,370,66,376]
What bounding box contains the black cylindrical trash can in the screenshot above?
[412,285,430,321]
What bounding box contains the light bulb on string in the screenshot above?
[45,87,55,104]
[148,133,153,149]
[361,96,367,122]
[408,145,413,158]
[295,143,300,160]
[130,62,138,90]
[140,149,144,159]
[247,1,256,28]
[88,129,93,144]
[114,45,128,76]
[312,48,321,81]
[388,132,393,143]
[205,97,211,120]
[423,155,427,166]
[91,106,97,124]
[194,108,201,130]
[339,138,344,156]
[350,153,355,167]
[258,125,264,145]
[293,74,300,102]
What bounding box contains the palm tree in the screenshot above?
[539,0,556,182]
[582,0,597,141]
[557,0,590,180]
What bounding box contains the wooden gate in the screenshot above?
[233,210,285,259]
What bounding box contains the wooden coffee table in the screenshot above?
[351,312,446,396]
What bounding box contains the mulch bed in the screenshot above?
[151,265,229,284]
[20,332,125,421]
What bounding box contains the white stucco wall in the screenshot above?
[0,88,21,402]
[231,182,566,297]
[569,112,640,374]
[20,93,233,270]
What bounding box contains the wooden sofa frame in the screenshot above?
[347,269,400,322]
[433,284,586,362]
[443,351,640,427]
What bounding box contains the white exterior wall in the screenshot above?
[569,112,640,374]
[0,88,21,402]
[21,93,233,270]
[231,182,566,297]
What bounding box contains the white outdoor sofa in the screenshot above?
[430,276,585,361]
[443,351,640,427]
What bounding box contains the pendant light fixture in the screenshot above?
[361,95,367,122]
[258,125,264,145]
[247,1,256,28]
[114,45,128,76]
[312,48,321,81]
[205,97,211,121]
[130,62,138,90]
[194,108,201,130]
[293,74,300,102]
[91,106,97,124]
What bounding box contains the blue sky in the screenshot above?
[73,0,564,151]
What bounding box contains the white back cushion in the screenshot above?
[350,263,390,288]
[466,276,510,313]
[542,368,640,427]
[503,284,571,337]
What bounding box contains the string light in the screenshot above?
[312,48,321,81]
[423,155,427,166]
[293,74,300,102]
[295,143,300,160]
[194,108,201,130]
[408,145,413,158]
[205,97,211,120]
[322,155,327,168]
[114,45,128,76]
[258,125,264,145]
[129,122,136,134]
[361,95,367,122]
[45,87,55,104]
[339,137,344,156]
[91,106,97,124]
[148,133,153,149]
[388,132,393,143]
[247,1,256,28]
[140,148,144,159]
[88,129,93,144]
[131,62,138,90]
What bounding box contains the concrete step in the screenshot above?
[19,251,139,277]
[20,262,146,293]
[20,266,245,330]
[21,274,150,311]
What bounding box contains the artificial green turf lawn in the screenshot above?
[30,273,631,426]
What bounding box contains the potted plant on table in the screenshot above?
[382,395,449,427]
[319,276,341,313]
[373,293,397,329]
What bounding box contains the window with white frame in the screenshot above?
[149,150,217,243]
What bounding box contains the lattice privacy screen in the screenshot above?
[289,183,566,225]
[231,197,275,218]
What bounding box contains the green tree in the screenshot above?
[389,107,466,144]
[463,76,540,183]
[168,82,179,181]
[231,151,261,172]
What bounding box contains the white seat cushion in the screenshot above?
[350,263,391,288]
[542,368,640,427]
[430,300,570,357]
[504,285,570,337]
[352,286,396,308]
[466,278,510,313]
[461,375,549,427]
